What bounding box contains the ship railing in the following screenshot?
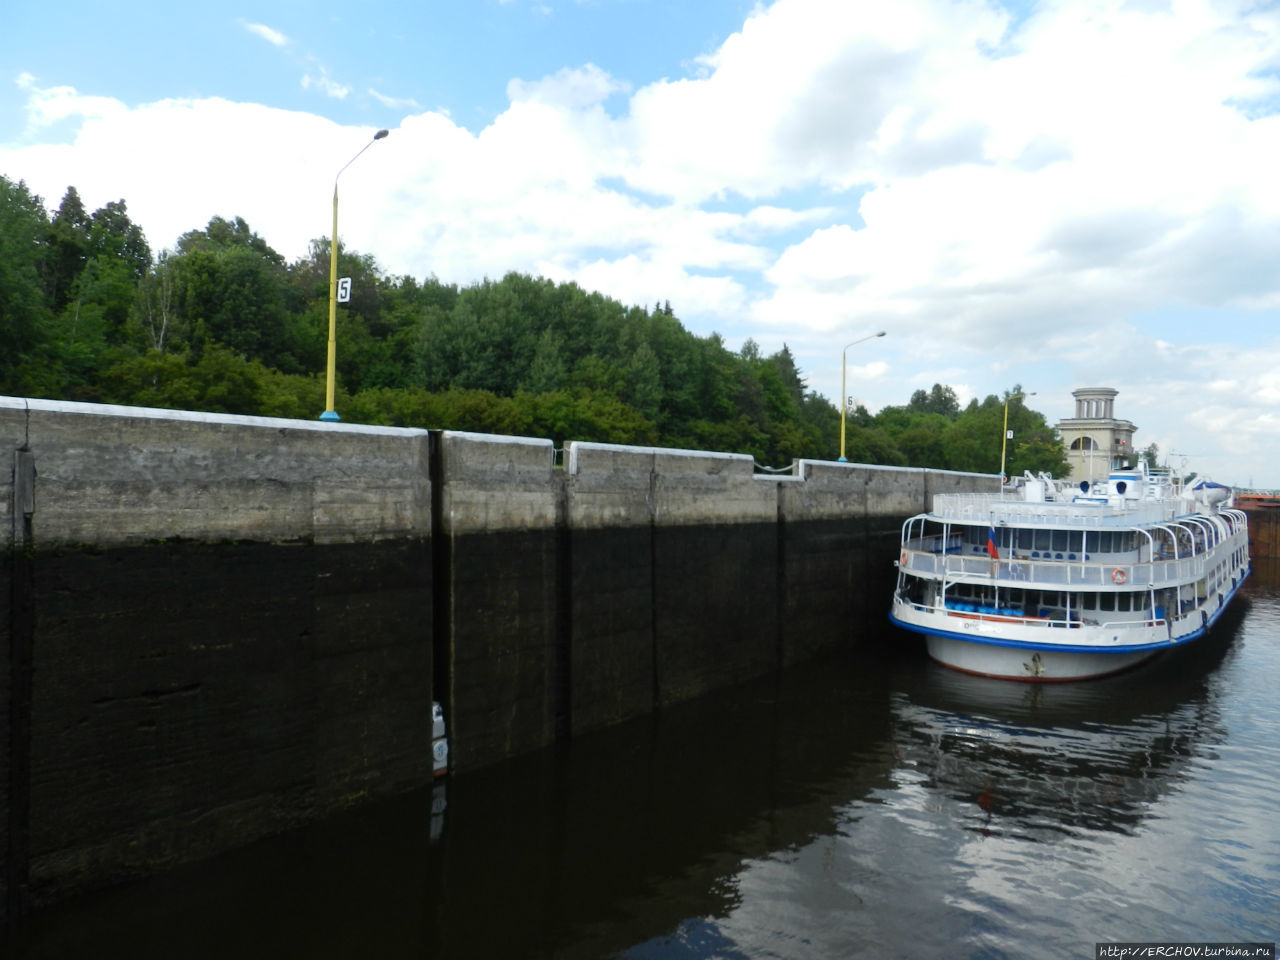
[898,547,1213,588]
[930,494,1174,527]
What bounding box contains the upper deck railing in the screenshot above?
[899,522,1249,589]
[930,493,1180,528]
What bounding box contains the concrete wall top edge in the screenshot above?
[439,431,555,495]
[1,395,429,439]
[795,459,998,482]
[567,439,752,476]
[443,429,555,450]
[924,468,1001,480]
[797,459,924,477]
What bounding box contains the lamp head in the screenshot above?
[374,129,390,140]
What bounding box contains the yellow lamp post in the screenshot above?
[1000,391,1036,483]
[838,331,886,462]
[320,128,389,422]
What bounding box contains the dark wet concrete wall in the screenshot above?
[3,540,434,919]
[1,397,995,921]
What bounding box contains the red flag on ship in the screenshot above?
[986,525,999,560]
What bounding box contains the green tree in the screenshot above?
[895,414,950,468]
[905,383,960,419]
[523,328,568,394]
[45,186,91,313]
[934,388,1067,477]
[86,199,151,283]
[0,176,52,392]
[624,342,662,420]
[131,253,181,353]
[170,222,296,369]
[1139,442,1160,471]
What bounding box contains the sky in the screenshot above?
[4,0,1280,487]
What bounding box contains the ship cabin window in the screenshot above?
[1015,529,1084,555]
[1079,592,1148,613]
[1082,530,1136,555]
[1010,529,1144,557]
[963,524,1010,552]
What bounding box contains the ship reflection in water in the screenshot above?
[5,568,1278,959]
[889,630,1233,843]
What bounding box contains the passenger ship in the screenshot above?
[889,465,1250,680]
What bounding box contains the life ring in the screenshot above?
[900,550,908,565]
[1111,568,1127,585]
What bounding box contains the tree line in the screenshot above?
[1,174,1068,476]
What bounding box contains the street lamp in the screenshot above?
[1000,391,1036,483]
[838,331,886,462]
[320,128,390,422]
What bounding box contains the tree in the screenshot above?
[86,199,151,283]
[132,253,181,353]
[169,222,296,369]
[0,177,52,391]
[906,383,960,419]
[770,344,807,409]
[522,328,567,394]
[45,186,91,312]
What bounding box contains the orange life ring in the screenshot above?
[900,550,908,565]
[1111,567,1127,585]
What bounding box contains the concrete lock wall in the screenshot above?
[1,398,436,920]
[2,396,995,919]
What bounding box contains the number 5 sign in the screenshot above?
[337,277,352,303]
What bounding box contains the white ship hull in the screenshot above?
[923,634,1154,681]
[889,463,1250,683]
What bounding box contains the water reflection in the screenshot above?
[888,606,1241,842]
[3,648,902,960]
[427,651,900,958]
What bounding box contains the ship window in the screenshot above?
[1035,529,1052,551]
[1100,593,1116,611]
[1017,529,1034,550]
[1052,530,1068,552]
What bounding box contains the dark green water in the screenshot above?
[6,565,1279,959]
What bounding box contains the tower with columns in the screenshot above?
[1055,387,1138,483]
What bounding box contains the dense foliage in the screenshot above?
[1,174,1068,476]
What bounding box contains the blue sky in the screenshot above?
[4,0,1280,486]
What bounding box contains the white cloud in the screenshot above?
[507,63,628,109]
[16,73,125,129]
[301,68,350,100]
[369,88,421,111]
[240,21,290,48]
